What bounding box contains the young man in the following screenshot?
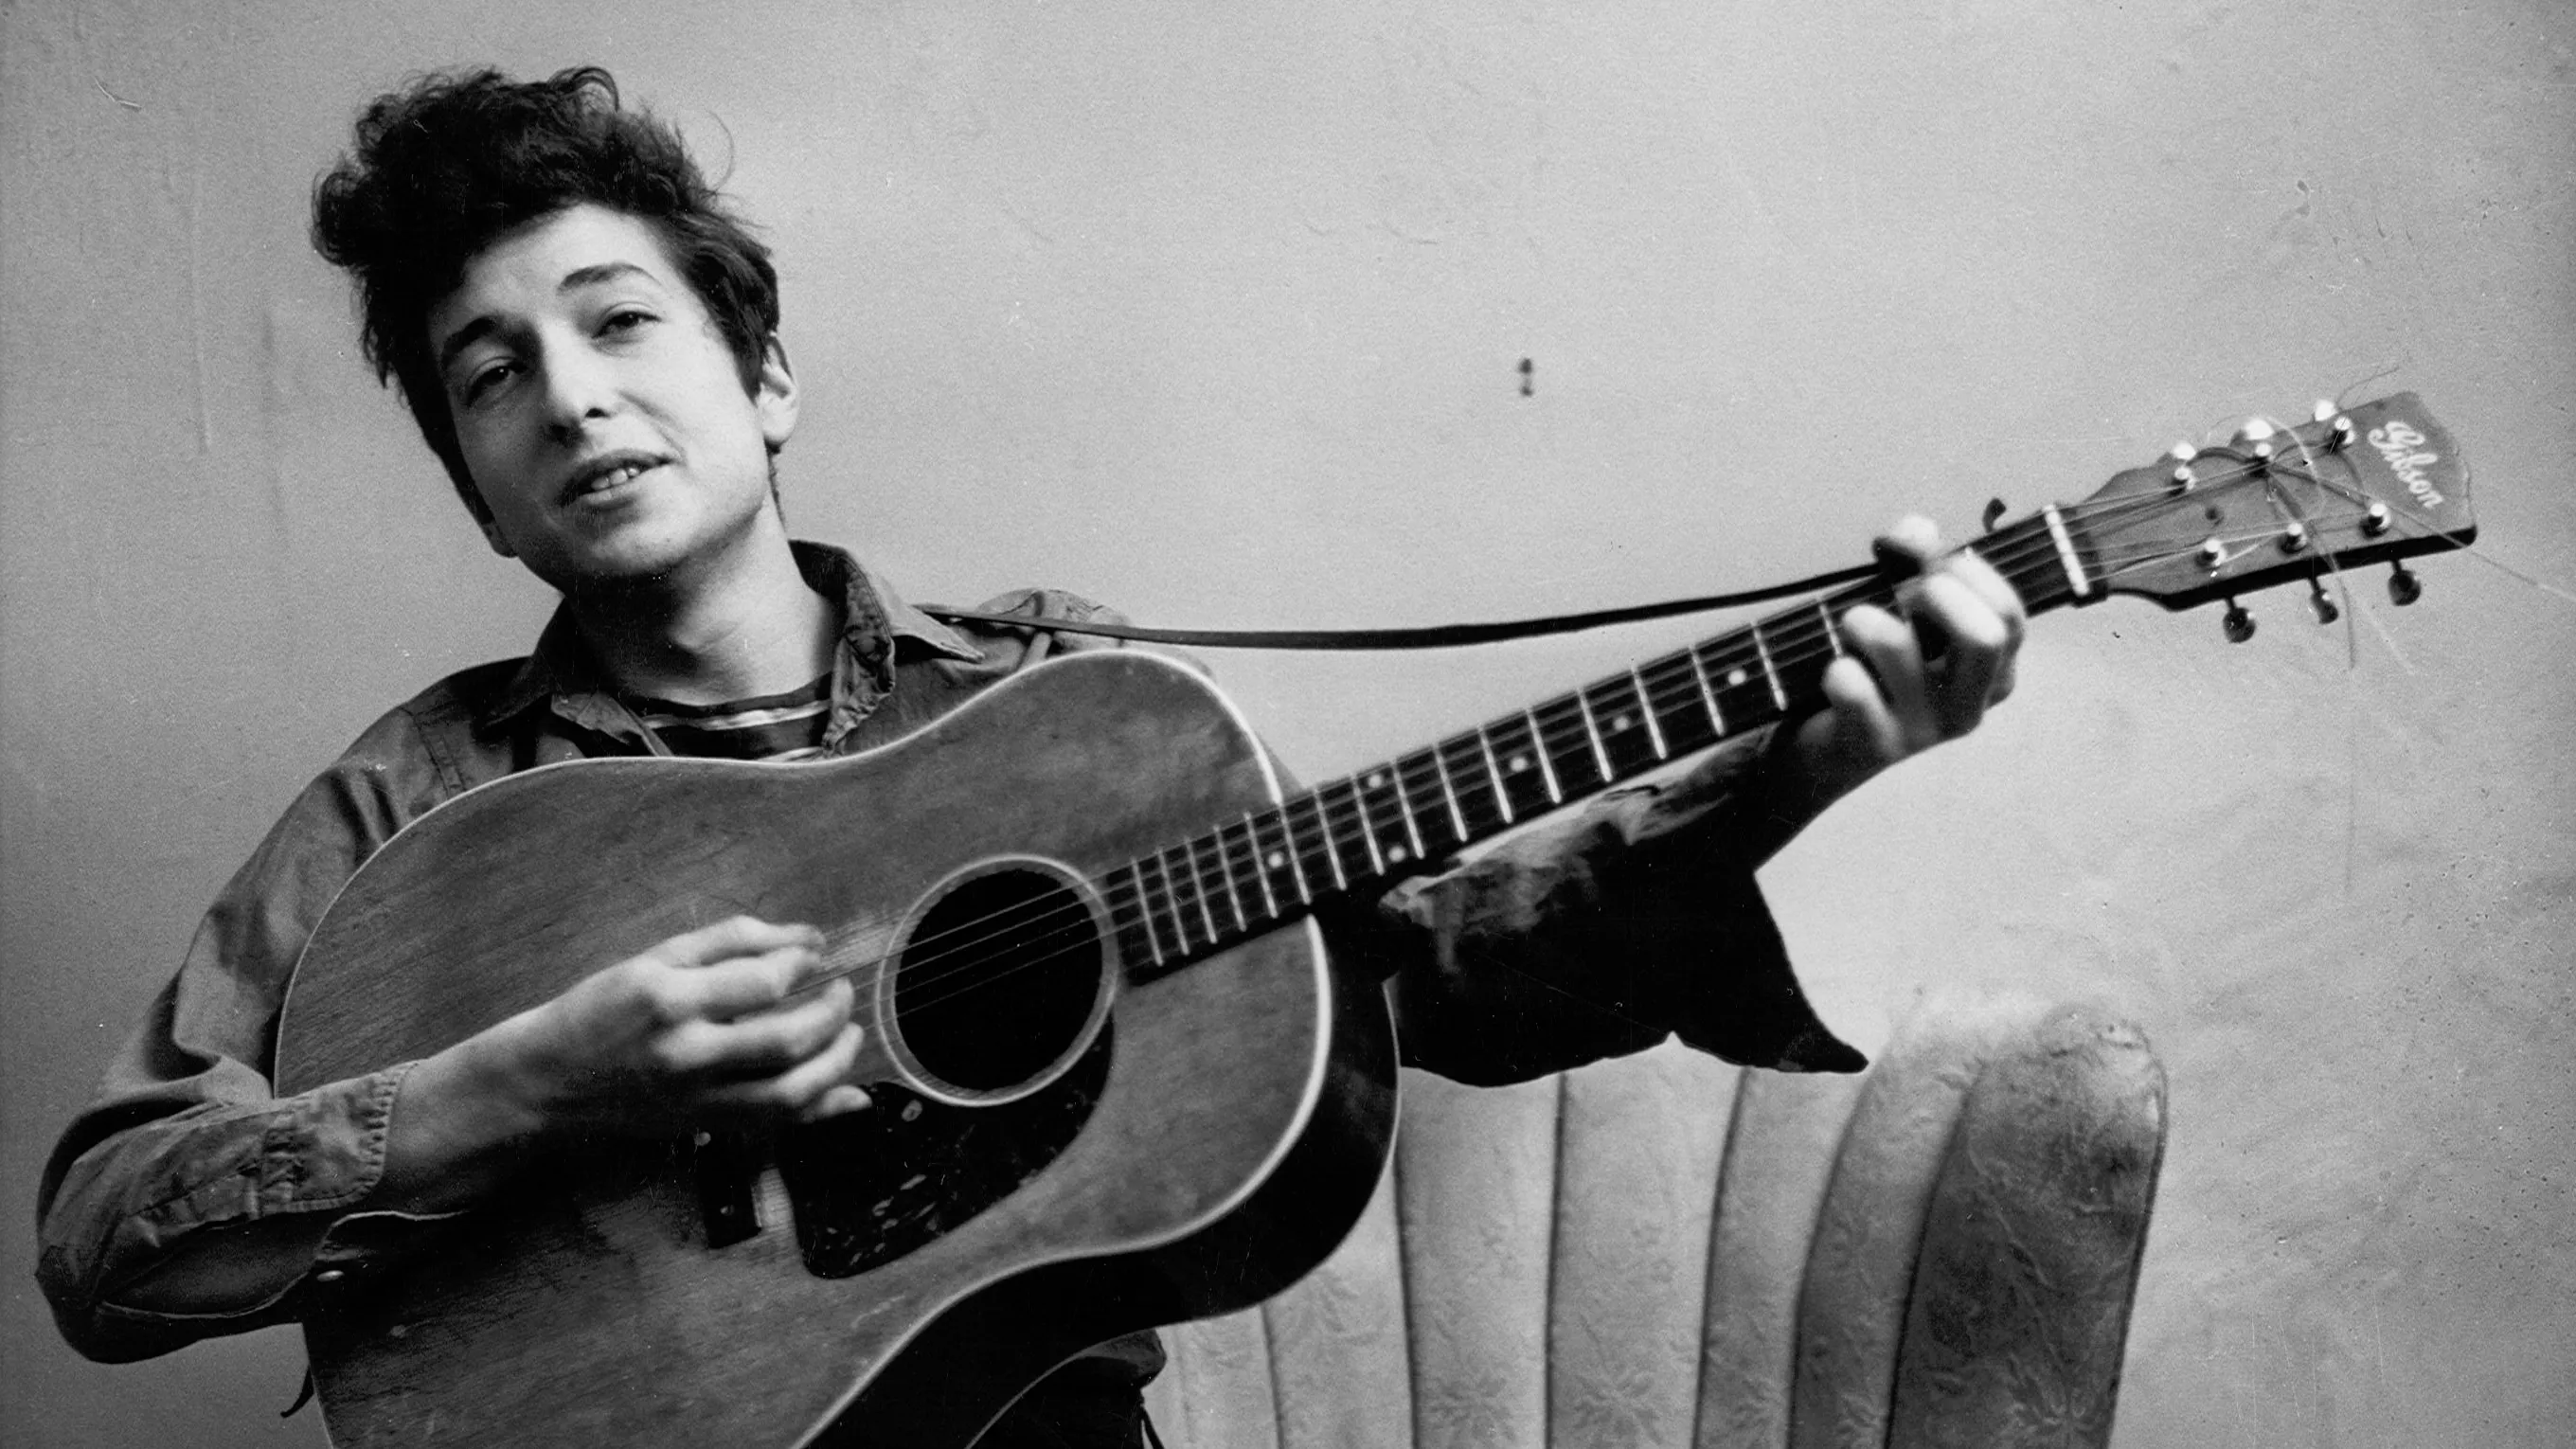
[36,67,2025,1446]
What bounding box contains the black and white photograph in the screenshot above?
[4,3,2569,1445]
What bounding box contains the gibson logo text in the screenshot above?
[2368,421,2446,507]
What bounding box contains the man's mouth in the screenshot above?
[562,454,667,503]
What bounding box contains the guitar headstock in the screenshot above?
[2067,392,2473,615]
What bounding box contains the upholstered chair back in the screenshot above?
[1143,994,2165,1449]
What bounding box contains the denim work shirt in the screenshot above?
[36,541,1858,1367]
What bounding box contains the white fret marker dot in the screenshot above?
[1387,845,1409,864]
[1508,754,1530,773]
[1612,714,1634,733]
[1365,771,1386,790]
[1727,668,1749,687]
[1266,851,1286,869]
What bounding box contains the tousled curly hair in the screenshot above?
[311,66,781,511]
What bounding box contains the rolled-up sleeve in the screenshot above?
[1339,724,1865,1086]
[34,712,456,1363]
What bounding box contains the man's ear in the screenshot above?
[754,333,799,452]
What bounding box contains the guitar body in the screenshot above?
[274,651,1400,1447]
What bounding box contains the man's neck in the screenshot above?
[564,524,838,706]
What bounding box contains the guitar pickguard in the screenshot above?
[780,1030,1114,1279]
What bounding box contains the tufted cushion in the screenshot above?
[1143,994,2164,1448]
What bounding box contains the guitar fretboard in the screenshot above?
[1101,510,2096,978]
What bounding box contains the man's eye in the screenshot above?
[460,361,516,402]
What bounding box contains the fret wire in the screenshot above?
[1526,708,1565,804]
[1816,599,1844,656]
[1571,689,1616,782]
[1255,806,1314,905]
[1536,694,1607,795]
[1169,843,1217,949]
[1105,865,1164,971]
[1180,840,1221,948]
[1333,777,1386,878]
[1487,712,1555,815]
[1285,792,1347,894]
[1687,642,1727,738]
[1639,655,1714,754]
[1440,732,1508,837]
[1627,668,1670,760]
[1379,757,1429,863]
[1136,853,1178,965]
[1353,763,1415,868]
[1749,619,1789,710]
[1475,725,1518,826]
[1428,743,1470,842]
[1232,813,1279,919]
[1197,831,1247,936]
[1310,784,1366,887]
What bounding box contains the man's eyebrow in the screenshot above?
[435,316,497,379]
[558,260,660,295]
[435,263,668,376]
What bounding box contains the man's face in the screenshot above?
[425,204,797,590]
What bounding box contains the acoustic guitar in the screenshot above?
[276,393,2473,1445]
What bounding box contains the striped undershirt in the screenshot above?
[622,674,834,761]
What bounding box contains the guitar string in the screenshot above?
[871,491,2352,1025]
[835,462,2348,1019]
[825,455,2406,1021]
[850,520,2347,1041]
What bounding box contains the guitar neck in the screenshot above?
[1100,511,2096,979]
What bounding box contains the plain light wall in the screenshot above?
[5,1,2571,1445]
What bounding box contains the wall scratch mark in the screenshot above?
[189,163,213,456]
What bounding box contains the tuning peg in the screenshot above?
[1981,497,2009,533]
[2309,578,2340,624]
[2388,563,2423,606]
[2362,502,2393,536]
[2223,599,2257,642]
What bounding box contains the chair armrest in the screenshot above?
[1885,1004,2167,1449]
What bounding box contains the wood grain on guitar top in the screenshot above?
[275,652,1400,1447]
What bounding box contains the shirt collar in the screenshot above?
[473,541,983,736]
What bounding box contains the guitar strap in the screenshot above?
[921,562,1884,652]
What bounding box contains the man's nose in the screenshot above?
[537,340,617,438]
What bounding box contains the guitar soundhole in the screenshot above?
[891,866,1106,1093]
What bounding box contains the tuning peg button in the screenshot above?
[2388,564,2423,606]
[2310,579,2340,624]
[2223,599,2257,642]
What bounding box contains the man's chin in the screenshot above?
[526,541,691,598]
